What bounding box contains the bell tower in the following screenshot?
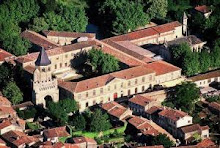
[183,12,188,36]
[32,47,59,108]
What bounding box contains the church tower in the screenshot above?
[32,47,59,108]
[183,12,188,36]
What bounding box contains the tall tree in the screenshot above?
[199,50,211,72]
[59,99,78,114]
[182,52,200,76]
[89,109,112,132]
[72,114,86,130]
[152,134,174,148]
[29,17,49,32]
[145,0,168,19]
[0,63,14,89]
[3,81,23,105]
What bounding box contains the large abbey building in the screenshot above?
[15,20,196,112]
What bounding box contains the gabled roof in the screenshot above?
[208,102,220,112]
[42,30,95,39]
[181,124,209,133]
[0,96,11,107]
[35,47,51,66]
[158,108,189,121]
[129,95,154,107]
[72,136,97,144]
[0,49,13,62]
[43,126,70,138]
[195,5,211,13]
[189,70,220,82]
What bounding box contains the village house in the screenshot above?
[145,106,164,121]
[194,5,212,18]
[208,102,220,116]
[128,95,156,115]
[0,49,14,65]
[42,126,70,143]
[101,101,132,122]
[1,130,39,148]
[0,138,7,148]
[0,96,17,119]
[178,124,209,144]
[0,118,25,135]
[189,70,220,87]
[157,108,193,138]
[71,136,97,148]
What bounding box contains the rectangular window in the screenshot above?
[128,81,131,86]
[149,75,152,81]
[108,86,110,91]
[65,63,67,67]
[48,67,51,71]
[56,57,59,60]
[135,79,138,84]
[100,88,103,94]
[86,102,89,107]
[121,83,123,88]
[93,90,96,96]
[65,54,68,58]
[55,64,57,69]
[86,92,88,97]
[78,94,81,99]
[114,84,117,89]
[60,63,62,68]
[142,77,145,82]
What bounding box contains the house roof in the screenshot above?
[0,49,13,62]
[128,116,159,136]
[35,47,51,66]
[0,120,12,130]
[72,136,97,144]
[129,95,154,107]
[145,106,164,115]
[167,35,204,47]
[104,21,181,42]
[145,60,181,76]
[0,96,11,107]
[21,30,59,50]
[138,146,164,148]
[208,102,220,112]
[181,124,209,133]
[196,139,216,148]
[42,30,95,39]
[158,108,189,121]
[195,5,211,13]
[43,126,70,138]
[13,101,34,110]
[59,66,154,93]
[101,101,129,119]
[0,106,16,117]
[189,70,220,82]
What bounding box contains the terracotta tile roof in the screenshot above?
[21,30,59,50]
[181,124,209,134]
[43,126,70,138]
[0,49,13,62]
[138,145,164,148]
[208,102,220,112]
[145,60,181,76]
[129,95,154,107]
[103,21,181,42]
[64,143,80,148]
[23,65,36,74]
[0,120,11,129]
[0,96,11,107]
[196,139,216,148]
[102,101,119,111]
[128,116,159,136]
[17,40,99,64]
[13,101,34,110]
[152,21,182,34]
[73,136,97,144]
[189,70,220,82]
[158,108,189,121]
[195,5,211,13]
[0,106,16,117]
[145,106,164,115]
[43,30,95,39]
[59,66,154,93]
[2,130,38,147]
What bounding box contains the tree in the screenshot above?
[3,81,23,105]
[89,109,111,132]
[152,134,174,148]
[199,50,211,72]
[72,114,86,130]
[29,17,49,32]
[211,44,220,67]
[169,82,200,113]
[99,0,148,34]
[182,52,200,76]
[59,99,78,114]
[145,0,168,19]
[0,63,14,89]
[88,48,119,74]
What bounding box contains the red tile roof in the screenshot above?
[104,21,181,42]
[0,49,13,62]
[181,124,209,134]
[43,30,95,39]
[101,101,129,119]
[129,95,154,107]
[145,106,164,115]
[43,126,70,138]
[21,30,59,50]
[0,106,16,117]
[0,96,11,107]
[196,139,216,148]
[208,102,220,112]
[189,70,220,82]
[59,66,154,93]
[158,108,189,121]
[145,61,181,76]
[0,120,11,130]
[128,116,159,136]
[195,5,211,13]
[73,136,97,144]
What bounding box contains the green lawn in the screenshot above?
[26,122,41,130]
[72,123,127,138]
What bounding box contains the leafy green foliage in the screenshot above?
[89,109,112,132]
[145,0,168,19]
[59,99,78,114]
[88,48,119,74]
[163,82,200,114]
[3,81,23,105]
[99,0,149,34]
[152,134,174,148]
[72,114,86,130]
[0,63,14,89]
[17,108,37,119]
